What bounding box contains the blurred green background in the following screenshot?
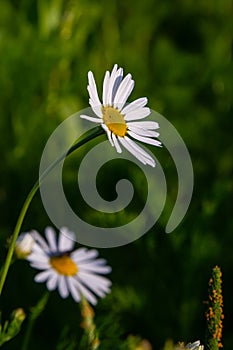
[0,0,232,349]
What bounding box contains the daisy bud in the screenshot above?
[15,233,35,259]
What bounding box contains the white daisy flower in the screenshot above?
[26,227,112,305]
[185,340,204,350]
[80,64,162,167]
[15,232,35,259]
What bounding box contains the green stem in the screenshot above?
[0,126,105,296]
[22,292,50,350]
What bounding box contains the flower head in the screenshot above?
[26,227,111,305]
[174,340,204,350]
[15,233,35,259]
[185,340,204,350]
[80,64,162,167]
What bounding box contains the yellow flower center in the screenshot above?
[50,254,78,276]
[102,106,127,137]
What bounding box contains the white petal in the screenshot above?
[46,272,59,291]
[45,227,57,252]
[101,124,114,146]
[107,66,123,105]
[114,74,135,110]
[124,136,155,161]
[31,231,50,252]
[186,341,201,349]
[111,64,119,74]
[87,71,102,117]
[75,278,97,305]
[127,131,162,147]
[88,101,102,118]
[118,137,147,165]
[127,121,159,130]
[30,261,50,270]
[78,260,112,274]
[87,71,101,107]
[58,227,75,252]
[80,114,102,123]
[88,273,111,291]
[124,107,151,121]
[127,125,160,138]
[67,277,81,302]
[78,272,111,297]
[71,248,98,263]
[32,241,47,255]
[34,269,53,283]
[27,249,49,263]
[119,137,155,167]
[27,252,49,263]
[102,70,110,105]
[58,275,69,298]
[121,97,148,114]
[112,133,122,153]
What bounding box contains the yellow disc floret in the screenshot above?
[50,254,78,276]
[102,106,127,137]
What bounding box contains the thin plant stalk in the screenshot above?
[22,292,50,350]
[0,126,104,296]
[206,265,224,350]
[80,297,100,350]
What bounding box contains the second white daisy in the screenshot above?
[80,64,162,167]
[26,227,111,305]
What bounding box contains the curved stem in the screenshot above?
[0,126,105,296]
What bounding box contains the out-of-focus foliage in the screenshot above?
[0,308,25,346]
[0,0,232,349]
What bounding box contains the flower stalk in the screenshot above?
[205,265,224,350]
[80,297,100,350]
[22,292,50,350]
[0,126,104,296]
